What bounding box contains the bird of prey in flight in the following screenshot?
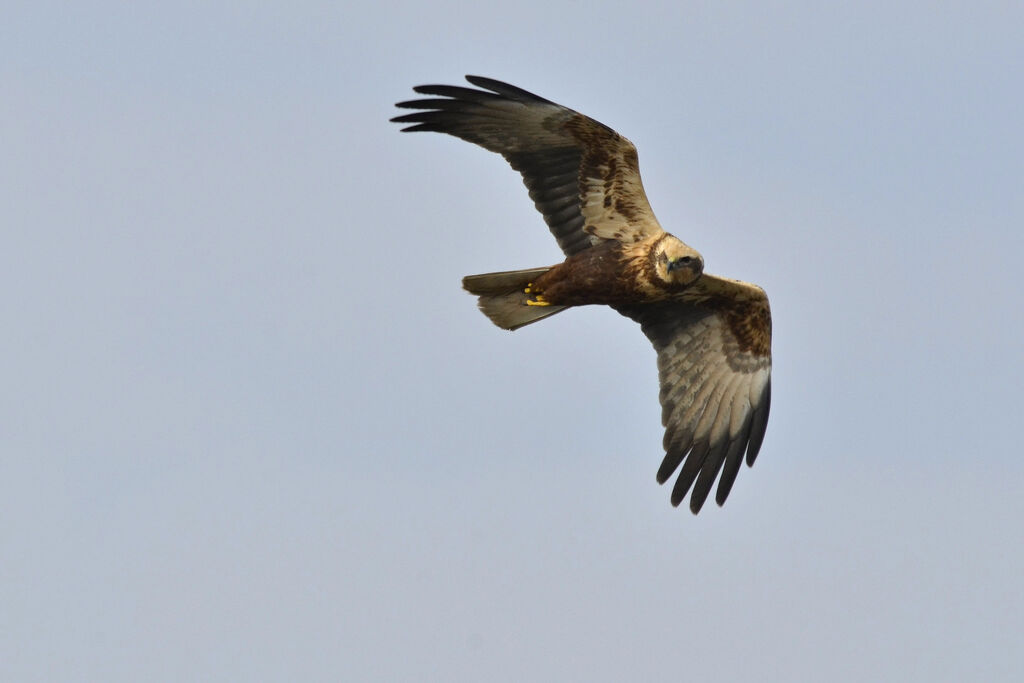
[392,76,772,513]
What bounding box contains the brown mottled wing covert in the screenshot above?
[615,275,772,513]
[391,76,665,256]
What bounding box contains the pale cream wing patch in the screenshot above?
[569,119,666,245]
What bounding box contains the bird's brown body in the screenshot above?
[393,76,773,513]
[530,234,698,307]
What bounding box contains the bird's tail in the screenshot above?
[462,267,567,331]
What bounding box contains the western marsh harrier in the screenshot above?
[392,76,772,513]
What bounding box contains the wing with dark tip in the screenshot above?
[616,274,772,513]
[392,76,665,256]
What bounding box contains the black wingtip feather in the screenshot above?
[464,75,554,104]
[745,379,771,466]
[715,422,754,507]
[409,84,494,104]
[394,98,469,112]
[670,442,709,509]
[656,450,684,484]
[689,476,713,513]
[392,123,445,134]
[389,112,431,123]
[690,447,730,514]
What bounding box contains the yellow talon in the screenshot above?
[526,293,550,307]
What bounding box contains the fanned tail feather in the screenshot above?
[462,267,566,330]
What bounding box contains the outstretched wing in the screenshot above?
[616,275,772,513]
[392,76,665,257]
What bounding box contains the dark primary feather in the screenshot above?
[463,75,560,102]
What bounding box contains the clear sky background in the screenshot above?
[3,1,1023,681]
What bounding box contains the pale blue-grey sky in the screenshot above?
[3,1,1023,680]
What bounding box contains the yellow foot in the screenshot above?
[525,293,550,307]
[524,283,550,306]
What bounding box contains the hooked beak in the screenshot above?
[668,255,704,276]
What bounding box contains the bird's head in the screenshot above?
[653,236,704,286]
